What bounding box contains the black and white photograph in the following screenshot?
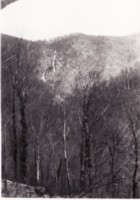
[1,0,140,198]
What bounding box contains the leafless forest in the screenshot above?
[1,33,140,197]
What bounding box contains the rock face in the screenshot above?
[2,180,53,197]
[34,186,54,197]
[2,180,36,197]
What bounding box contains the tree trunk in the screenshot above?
[110,159,115,197]
[34,142,37,185]
[80,138,85,188]
[36,138,40,185]
[80,94,92,191]
[108,146,116,198]
[83,101,91,190]
[63,100,71,196]
[34,137,40,186]
[18,93,28,183]
[132,134,138,198]
[3,128,7,194]
[12,84,18,181]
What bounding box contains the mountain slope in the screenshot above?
[2,33,140,97]
[2,33,140,198]
[37,33,140,96]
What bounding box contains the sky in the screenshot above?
[0,0,140,41]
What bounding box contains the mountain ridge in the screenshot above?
[36,32,140,95]
[2,33,140,97]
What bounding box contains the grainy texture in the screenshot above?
[1,33,140,198]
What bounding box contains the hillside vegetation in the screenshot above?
[2,33,140,198]
[35,33,140,96]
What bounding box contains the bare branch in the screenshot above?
[30,122,37,137]
[2,54,16,64]
[66,127,70,136]
[92,104,110,126]
[67,145,75,162]
[78,110,83,128]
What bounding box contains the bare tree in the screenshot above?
[77,70,109,191]
[126,112,139,198]
[56,96,72,196]
[3,38,34,183]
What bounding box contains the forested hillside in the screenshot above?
[1,33,140,197]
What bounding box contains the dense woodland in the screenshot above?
[1,33,140,197]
